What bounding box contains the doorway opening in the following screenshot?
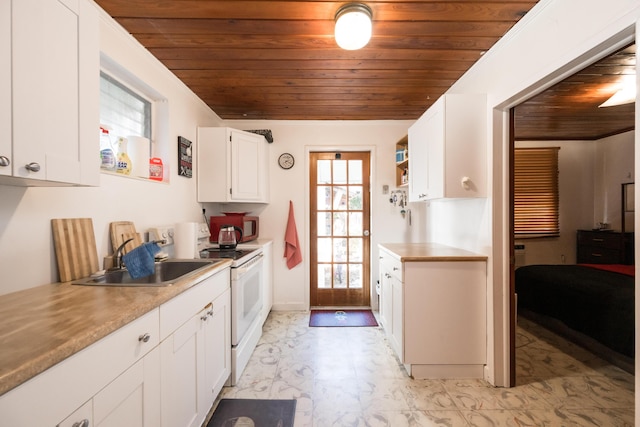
[508,42,636,385]
[309,151,371,307]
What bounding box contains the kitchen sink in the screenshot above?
[72,259,223,287]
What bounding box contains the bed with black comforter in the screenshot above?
[515,264,634,369]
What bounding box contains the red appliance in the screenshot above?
[210,213,259,243]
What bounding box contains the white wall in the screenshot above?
[225,120,413,310]
[0,3,224,296]
[594,131,635,231]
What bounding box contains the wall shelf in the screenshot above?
[395,135,408,187]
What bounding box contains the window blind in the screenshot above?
[514,147,560,237]
[100,71,151,140]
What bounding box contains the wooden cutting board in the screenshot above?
[51,218,99,282]
[109,221,143,254]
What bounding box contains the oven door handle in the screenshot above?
[235,253,263,276]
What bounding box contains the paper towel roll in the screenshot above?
[174,222,198,259]
[127,135,150,178]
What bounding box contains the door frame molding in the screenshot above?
[492,26,637,387]
[304,145,378,311]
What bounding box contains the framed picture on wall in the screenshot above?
[178,136,192,178]
[624,182,634,212]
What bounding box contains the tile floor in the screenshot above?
[210,312,635,426]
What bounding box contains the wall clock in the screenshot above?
[278,153,295,169]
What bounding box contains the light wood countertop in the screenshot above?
[0,259,232,396]
[379,242,488,262]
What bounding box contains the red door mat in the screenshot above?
[309,310,379,327]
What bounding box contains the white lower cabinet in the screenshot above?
[160,271,231,427]
[57,399,93,427]
[390,277,404,361]
[0,268,231,427]
[0,308,159,426]
[379,249,403,360]
[379,247,487,379]
[92,347,161,427]
[160,309,206,427]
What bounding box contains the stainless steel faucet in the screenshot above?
[112,238,167,270]
[114,238,134,270]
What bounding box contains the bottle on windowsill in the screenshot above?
[99,127,116,171]
[116,137,131,175]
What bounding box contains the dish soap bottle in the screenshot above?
[116,137,131,175]
[99,127,116,171]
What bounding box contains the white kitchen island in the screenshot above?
[378,243,488,379]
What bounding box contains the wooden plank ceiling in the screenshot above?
[94,0,538,121]
[514,44,636,141]
[94,1,635,140]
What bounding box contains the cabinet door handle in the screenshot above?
[25,162,41,172]
[207,309,214,318]
[0,156,9,167]
[200,313,209,321]
[72,420,90,427]
[138,333,151,343]
[419,193,427,199]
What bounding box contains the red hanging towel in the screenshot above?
[284,200,302,269]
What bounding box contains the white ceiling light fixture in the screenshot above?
[599,74,637,107]
[334,3,373,50]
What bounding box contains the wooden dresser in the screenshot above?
[576,230,634,265]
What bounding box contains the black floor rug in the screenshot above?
[207,399,296,427]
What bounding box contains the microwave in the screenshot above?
[209,215,259,243]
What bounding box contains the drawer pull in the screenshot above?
[72,419,89,427]
[393,267,399,271]
[590,253,602,257]
[25,162,41,172]
[592,238,604,242]
[138,333,151,343]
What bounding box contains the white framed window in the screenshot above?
[99,53,169,181]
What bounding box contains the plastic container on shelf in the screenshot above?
[149,157,163,181]
[99,127,116,171]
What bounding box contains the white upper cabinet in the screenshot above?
[0,0,10,178]
[0,0,99,186]
[197,127,270,203]
[408,94,487,201]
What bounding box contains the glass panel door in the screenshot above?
[310,152,370,307]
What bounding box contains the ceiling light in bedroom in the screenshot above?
[599,74,636,107]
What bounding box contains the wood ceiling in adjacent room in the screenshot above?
[94,0,538,120]
[514,44,636,141]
